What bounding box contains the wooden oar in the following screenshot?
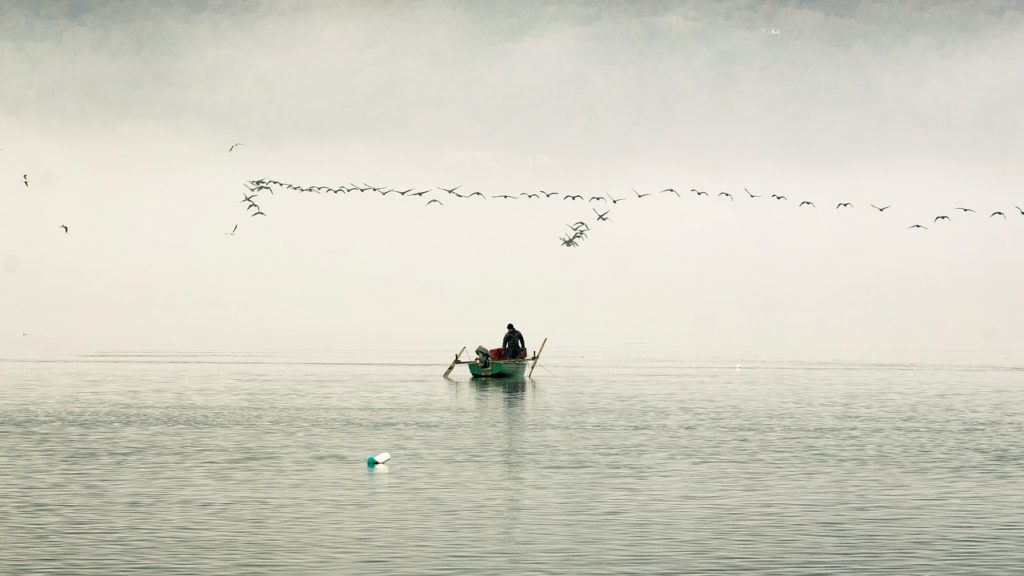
[442,346,466,378]
[528,337,547,377]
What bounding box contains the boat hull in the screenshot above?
[467,359,529,378]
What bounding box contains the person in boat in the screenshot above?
[502,323,526,360]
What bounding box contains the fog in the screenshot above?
[2,1,1022,362]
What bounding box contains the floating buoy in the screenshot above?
[366,452,391,466]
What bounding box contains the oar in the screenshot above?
[528,338,547,377]
[443,346,466,378]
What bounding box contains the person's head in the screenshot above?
[507,323,514,331]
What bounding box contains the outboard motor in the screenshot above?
[475,345,491,368]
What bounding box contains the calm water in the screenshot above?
[2,350,1023,574]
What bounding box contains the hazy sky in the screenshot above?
[2,1,1023,361]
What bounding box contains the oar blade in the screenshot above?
[528,338,547,377]
[443,346,466,378]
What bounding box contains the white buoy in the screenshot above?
[366,452,391,466]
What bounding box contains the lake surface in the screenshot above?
[2,350,1023,574]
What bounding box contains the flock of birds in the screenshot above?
[12,142,1020,244]
[231,174,1024,247]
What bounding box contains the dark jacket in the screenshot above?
[503,329,525,353]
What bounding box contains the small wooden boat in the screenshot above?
[443,338,547,379]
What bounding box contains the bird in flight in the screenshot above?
[593,208,610,221]
[634,189,651,198]
[467,191,485,198]
[564,195,583,201]
[241,193,258,203]
[251,210,267,217]
[425,199,443,206]
[907,224,928,230]
[228,143,244,152]
[661,188,681,197]
[22,174,28,187]
[954,207,974,213]
[607,194,625,204]
[521,193,540,198]
[871,204,891,212]
[59,224,69,234]
[438,185,461,194]
[225,224,237,236]
[408,189,430,196]
[771,194,786,201]
[717,192,733,201]
[540,190,559,197]
[836,202,853,209]
[588,196,606,202]
[991,211,1006,218]
[745,188,762,198]
[933,215,950,222]
[798,201,815,208]
[691,189,709,197]
[1015,206,1024,215]
[493,194,517,199]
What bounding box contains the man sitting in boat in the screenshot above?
[502,323,526,359]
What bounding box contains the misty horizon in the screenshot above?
[2,1,1023,362]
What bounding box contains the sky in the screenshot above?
[2,1,1023,361]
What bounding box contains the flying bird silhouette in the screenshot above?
[661,188,681,197]
[933,215,950,222]
[467,191,485,198]
[225,224,237,235]
[954,207,975,213]
[836,203,853,209]
[540,191,559,197]
[745,188,762,198]
[691,189,709,197]
[588,196,606,202]
[634,189,651,198]
[1015,206,1024,215]
[438,186,461,194]
[425,199,443,206]
[228,143,244,152]
[593,208,610,221]
[771,194,787,201]
[907,224,928,230]
[717,192,733,201]
[871,204,891,212]
[607,194,625,204]
[251,211,267,217]
[563,195,583,201]
[799,201,815,207]
[22,174,28,187]
[991,211,1006,218]
[492,194,516,199]
[59,224,69,234]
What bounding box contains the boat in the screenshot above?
[443,338,547,379]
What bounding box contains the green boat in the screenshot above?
[443,338,547,379]
[466,358,530,378]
